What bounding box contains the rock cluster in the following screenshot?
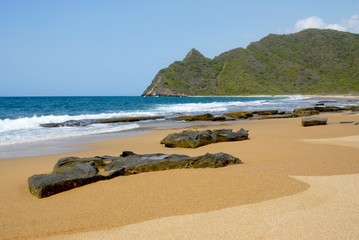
[28,151,241,198]
[39,104,359,128]
[161,129,249,148]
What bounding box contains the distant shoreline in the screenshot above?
[155,94,359,100]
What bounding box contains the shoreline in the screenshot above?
[1,95,358,159]
[184,94,359,99]
[0,111,359,239]
[1,94,358,160]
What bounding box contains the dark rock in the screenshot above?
[29,151,242,198]
[105,152,242,175]
[161,130,213,148]
[40,116,164,128]
[95,116,164,123]
[301,117,328,127]
[223,112,253,119]
[211,116,227,121]
[172,113,215,121]
[251,113,294,120]
[253,110,279,115]
[293,107,320,117]
[160,129,249,148]
[28,162,102,198]
[314,106,343,112]
[293,105,359,117]
[53,156,105,173]
[212,129,249,142]
[120,151,136,157]
[339,121,355,124]
[344,105,359,112]
[40,120,93,128]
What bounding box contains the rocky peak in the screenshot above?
[183,48,207,63]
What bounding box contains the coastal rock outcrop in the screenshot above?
[293,108,320,117]
[223,112,254,119]
[28,151,242,198]
[171,113,216,121]
[160,129,249,148]
[28,162,103,198]
[40,116,164,128]
[301,117,328,127]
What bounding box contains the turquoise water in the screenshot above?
[0,95,353,158]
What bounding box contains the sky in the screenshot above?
[1,0,359,96]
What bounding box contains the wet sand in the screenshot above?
[0,112,358,239]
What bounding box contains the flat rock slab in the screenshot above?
[28,162,103,198]
[302,117,328,127]
[28,152,242,198]
[161,129,249,148]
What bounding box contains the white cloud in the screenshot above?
[293,15,359,33]
[325,23,347,31]
[346,15,359,31]
[294,16,325,32]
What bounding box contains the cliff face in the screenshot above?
[142,29,359,96]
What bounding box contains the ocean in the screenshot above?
[0,96,356,158]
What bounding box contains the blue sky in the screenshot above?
[1,0,359,96]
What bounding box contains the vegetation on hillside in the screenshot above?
[142,29,359,96]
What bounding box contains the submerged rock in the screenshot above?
[160,129,249,148]
[28,151,242,198]
[40,116,164,128]
[40,120,94,127]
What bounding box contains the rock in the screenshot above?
[293,107,320,117]
[339,121,355,124]
[223,112,253,119]
[40,120,93,127]
[341,105,359,113]
[301,117,328,127]
[40,116,164,128]
[253,110,279,115]
[28,151,242,198]
[160,129,249,148]
[161,130,213,148]
[95,116,164,123]
[251,113,294,120]
[28,162,103,198]
[211,116,227,121]
[172,113,215,121]
[212,129,249,142]
[293,105,359,118]
[104,152,242,175]
[314,106,344,112]
[53,156,105,173]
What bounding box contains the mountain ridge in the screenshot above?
[142,29,359,96]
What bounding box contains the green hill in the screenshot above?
[142,29,359,96]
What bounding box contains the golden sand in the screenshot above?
[0,112,358,239]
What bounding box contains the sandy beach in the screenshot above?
[1,112,358,239]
